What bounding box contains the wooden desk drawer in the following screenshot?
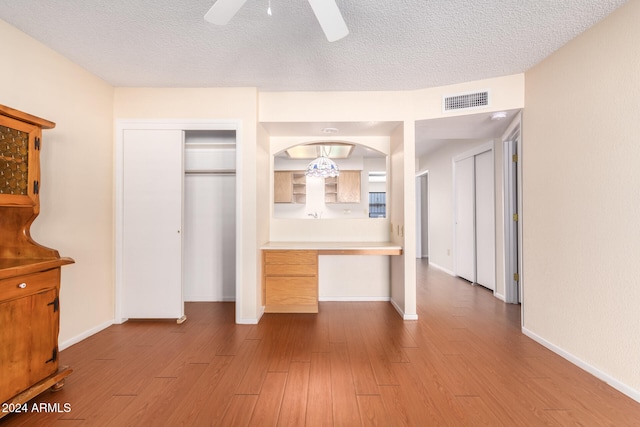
[265,263,317,276]
[0,268,59,302]
[265,276,317,305]
[264,250,317,265]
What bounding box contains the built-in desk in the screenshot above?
[261,242,403,313]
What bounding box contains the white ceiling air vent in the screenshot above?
[442,90,490,113]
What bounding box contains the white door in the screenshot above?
[122,129,184,319]
[475,150,495,290]
[454,156,476,282]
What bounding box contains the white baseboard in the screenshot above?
[522,327,640,404]
[494,292,506,301]
[59,320,114,351]
[235,317,260,324]
[236,306,263,325]
[428,262,455,276]
[390,298,419,320]
[319,296,390,302]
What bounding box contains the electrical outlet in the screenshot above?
[447,249,450,256]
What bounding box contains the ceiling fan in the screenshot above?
[204,0,349,42]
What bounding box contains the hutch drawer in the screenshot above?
[0,268,59,302]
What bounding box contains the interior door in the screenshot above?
[122,129,184,319]
[454,156,475,282]
[475,150,495,290]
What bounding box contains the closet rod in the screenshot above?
[185,170,236,176]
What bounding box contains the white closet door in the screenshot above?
[475,150,495,290]
[122,129,184,319]
[455,156,476,282]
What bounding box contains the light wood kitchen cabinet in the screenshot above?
[0,105,74,416]
[262,250,318,313]
[325,170,361,203]
[274,171,306,204]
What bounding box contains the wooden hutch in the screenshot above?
[0,104,74,416]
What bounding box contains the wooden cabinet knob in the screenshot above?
[17,282,27,289]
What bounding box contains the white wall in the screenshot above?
[256,124,271,315]
[411,74,525,119]
[319,256,390,300]
[0,19,115,347]
[523,0,640,398]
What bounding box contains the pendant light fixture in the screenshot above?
[305,145,340,178]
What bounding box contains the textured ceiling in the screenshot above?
[0,0,628,91]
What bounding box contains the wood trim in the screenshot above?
[0,104,55,129]
[0,258,75,280]
[264,303,318,313]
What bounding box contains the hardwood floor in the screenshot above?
[3,260,640,426]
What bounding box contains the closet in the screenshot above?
[119,127,236,322]
[454,146,495,291]
[183,131,236,302]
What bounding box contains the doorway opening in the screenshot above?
[183,130,237,302]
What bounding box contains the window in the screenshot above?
[369,192,386,218]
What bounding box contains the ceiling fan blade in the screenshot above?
[204,0,248,25]
[307,0,349,42]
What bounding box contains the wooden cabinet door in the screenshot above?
[0,288,59,403]
[29,288,59,385]
[337,171,361,203]
[274,171,292,203]
[0,115,41,207]
[0,297,32,403]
